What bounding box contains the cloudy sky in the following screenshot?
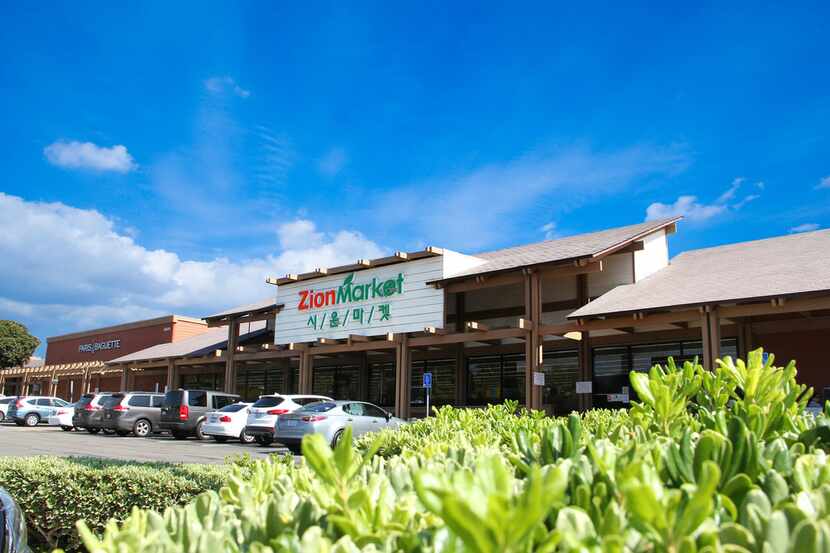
[1,3,828,353]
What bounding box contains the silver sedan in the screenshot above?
[275,400,404,450]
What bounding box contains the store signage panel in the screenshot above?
[274,251,485,345]
[78,339,121,354]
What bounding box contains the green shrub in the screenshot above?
[0,456,235,552]
[52,349,830,551]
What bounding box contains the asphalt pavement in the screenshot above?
[0,422,294,464]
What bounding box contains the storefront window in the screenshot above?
[368,362,395,408]
[312,365,359,400]
[236,364,286,401]
[411,359,456,407]
[467,355,525,406]
[181,372,224,391]
[542,349,579,415]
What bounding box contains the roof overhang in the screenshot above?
[204,303,282,327]
[270,247,444,287]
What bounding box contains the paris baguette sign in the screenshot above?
[274,250,486,345]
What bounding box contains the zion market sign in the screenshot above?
[297,272,404,311]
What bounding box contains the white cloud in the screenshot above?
[540,222,559,240]
[204,76,250,98]
[645,195,728,222]
[790,223,820,233]
[645,178,761,223]
[817,176,830,190]
[44,140,136,173]
[0,193,384,337]
[373,145,690,250]
[318,147,347,177]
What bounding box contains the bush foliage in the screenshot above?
[0,457,235,551]
[21,348,830,552]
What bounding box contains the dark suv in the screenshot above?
[101,392,165,437]
[159,389,240,440]
[72,393,117,434]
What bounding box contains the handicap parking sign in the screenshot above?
[423,372,433,389]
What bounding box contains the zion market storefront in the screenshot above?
[102,218,830,419]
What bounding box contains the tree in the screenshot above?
[0,320,40,369]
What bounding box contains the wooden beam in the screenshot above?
[466,321,490,332]
[409,327,527,348]
[348,334,370,344]
[316,337,340,345]
[423,326,451,335]
[614,327,636,334]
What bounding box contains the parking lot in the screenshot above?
[0,423,296,464]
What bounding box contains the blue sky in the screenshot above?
[1,2,828,353]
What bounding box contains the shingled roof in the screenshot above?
[431,217,680,284]
[107,321,268,364]
[570,228,830,319]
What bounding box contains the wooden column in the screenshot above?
[282,362,294,394]
[120,367,129,392]
[166,359,177,391]
[47,366,59,396]
[358,352,369,401]
[701,306,721,370]
[298,351,313,394]
[394,334,411,419]
[576,274,593,411]
[524,271,543,411]
[224,319,240,393]
[454,292,468,406]
[737,320,753,357]
[0,372,5,395]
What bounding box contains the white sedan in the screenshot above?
[202,402,253,443]
[48,403,76,431]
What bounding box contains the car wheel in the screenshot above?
[61,425,73,432]
[133,419,152,438]
[172,430,188,440]
[0,412,5,422]
[255,435,273,446]
[87,427,100,434]
[212,436,228,443]
[24,413,40,427]
[330,429,344,448]
[194,420,206,440]
[239,430,255,444]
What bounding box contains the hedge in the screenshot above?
[73,348,830,552]
[0,456,239,552]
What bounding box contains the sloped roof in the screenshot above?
[570,228,830,318]
[107,321,268,364]
[204,298,280,322]
[431,217,680,284]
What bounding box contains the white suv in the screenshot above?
[0,396,15,422]
[244,394,332,445]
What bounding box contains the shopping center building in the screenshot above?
[3,217,829,417]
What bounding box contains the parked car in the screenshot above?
[0,487,30,552]
[159,389,240,440]
[100,392,166,437]
[7,396,71,427]
[275,400,404,451]
[244,394,333,446]
[0,397,16,423]
[202,402,254,443]
[71,393,117,433]
[47,402,76,431]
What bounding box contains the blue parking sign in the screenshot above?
[423,372,433,389]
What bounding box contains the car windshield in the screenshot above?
[297,402,337,413]
[0,398,13,405]
[218,403,248,413]
[252,396,284,408]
